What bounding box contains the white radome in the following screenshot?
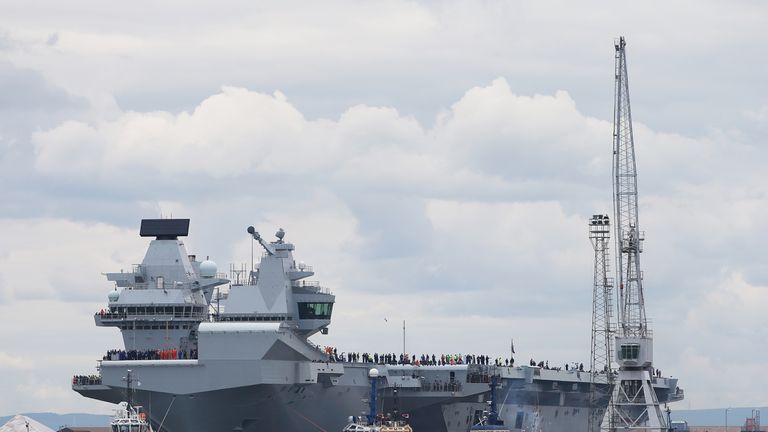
[108,291,120,302]
[199,260,217,278]
[368,368,379,378]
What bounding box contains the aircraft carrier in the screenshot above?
[72,219,683,432]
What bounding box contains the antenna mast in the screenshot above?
[588,214,615,432]
[123,369,134,411]
[607,36,667,431]
[402,320,406,361]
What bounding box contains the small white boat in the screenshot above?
[343,417,412,432]
[110,402,153,432]
[343,369,413,432]
[110,369,154,432]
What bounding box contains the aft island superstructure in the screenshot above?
[73,219,683,432]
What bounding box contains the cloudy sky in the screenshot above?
[1,0,767,416]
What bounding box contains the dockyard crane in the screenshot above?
[606,36,667,431]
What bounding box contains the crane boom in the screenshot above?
[612,36,647,337]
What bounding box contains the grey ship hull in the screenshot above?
[76,383,595,432]
[75,360,681,432]
[74,221,683,432]
[78,382,369,431]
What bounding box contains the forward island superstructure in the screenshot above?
[73,219,682,432]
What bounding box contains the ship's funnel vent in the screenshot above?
[140,219,190,240]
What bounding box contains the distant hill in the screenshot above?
[0,414,110,431]
[671,407,767,426]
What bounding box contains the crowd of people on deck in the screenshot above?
[98,345,661,377]
[103,348,198,361]
[316,347,617,376]
[524,359,665,377]
[321,347,515,367]
[530,359,586,372]
[72,375,102,385]
[97,309,124,318]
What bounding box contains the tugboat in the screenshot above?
[470,374,511,432]
[110,370,153,432]
[343,369,413,432]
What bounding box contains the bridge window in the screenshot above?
[620,344,640,360]
[298,302,333,319]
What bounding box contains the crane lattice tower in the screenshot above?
[588,214,615,432]
[607,36,667,431]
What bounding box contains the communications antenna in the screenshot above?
[588,214,615,432]
[607,36,667,431]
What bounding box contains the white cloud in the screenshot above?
[31,79,607,194]
[665,273,768,407]
[425,198,590,289]
[32,87,350,178]
[24,382,72,403]
[3,0,765,136]
[0,297,123,414]
[0,218,145,303]
[52,31,153,56]
[686,272,768,338]
[745,105,768,124]
[0,352,34,370]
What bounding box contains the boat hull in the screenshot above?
[75,360,681,432]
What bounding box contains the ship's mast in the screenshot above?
[588,214,614,432]
[607,36,667,432]
[123,369,134,411]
